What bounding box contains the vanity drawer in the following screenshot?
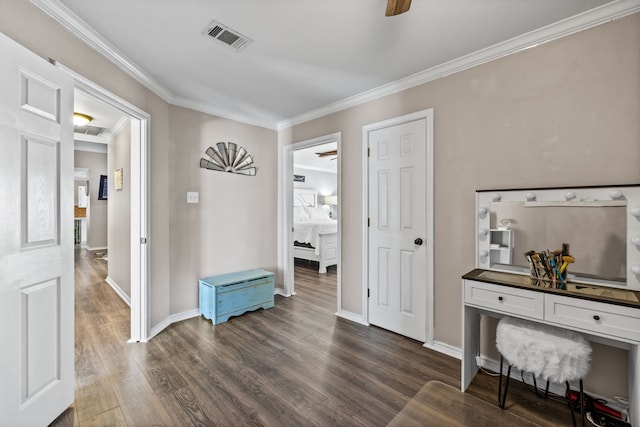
[464,280,544,320]
[545,294,640,342]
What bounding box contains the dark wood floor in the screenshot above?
[51,251,574,426]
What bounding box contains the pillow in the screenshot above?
[293,206,309,222]
[306,207,330,220]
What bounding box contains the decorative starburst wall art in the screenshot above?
[200,142,256,176]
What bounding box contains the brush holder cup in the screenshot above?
[525,248,572,290]
[530,276,567,290]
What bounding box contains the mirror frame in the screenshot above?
[476,184,640,290]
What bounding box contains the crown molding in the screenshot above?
[74,139,108,153]
[28,0,640,133]
[107,116,130,142]
[294,165,338,174]
[29,0,278,130]
[29,0,174,102]
[73,133,108,145]
[277,0,640,130]
[169,94,278,130]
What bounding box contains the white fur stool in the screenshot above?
[496,316,592,427]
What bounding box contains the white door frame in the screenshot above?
[282,132,341,308]
[56,63,151,342]
[362,109,434,345]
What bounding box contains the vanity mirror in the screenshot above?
[476,185,640,290]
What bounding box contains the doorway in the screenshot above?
[283,132,341,312]
[59,62,151,342]
[362,109,434,345]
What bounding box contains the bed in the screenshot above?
[293,189,337,274]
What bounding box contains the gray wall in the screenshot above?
[107,122,131,296]
[167,105,278,314]
[282,13,640,399]
[293,167,337,197]
[74,150,107,249]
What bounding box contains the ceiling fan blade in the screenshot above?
[385,0,411,16]
[316,149,338,157]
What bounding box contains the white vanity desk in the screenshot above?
[462,269,640,424]
[462,185,640,425]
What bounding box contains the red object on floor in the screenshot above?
[567,390,623,419]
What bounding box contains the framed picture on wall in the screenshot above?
[114,168,123,190]
[98,175,108,200]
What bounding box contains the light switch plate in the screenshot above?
[187,192,199,204]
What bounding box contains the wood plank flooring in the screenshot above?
[51,252,575,426]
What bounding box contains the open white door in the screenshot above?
[367,117,428,342]
[0,33,75,425]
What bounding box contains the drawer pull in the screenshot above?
[498,296,504,301]
[593,315,600,321]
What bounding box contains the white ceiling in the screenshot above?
[75,90,124,131]
[294,142,337,174]
[73,89,127,151]
[37,0,632,129]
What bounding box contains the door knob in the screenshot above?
[414,238,423,246]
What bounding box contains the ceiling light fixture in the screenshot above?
[73,112,93,126]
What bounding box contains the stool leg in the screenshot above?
[566,381,577,427]
[500,364,512,409]
[498,356,503,405]
[532,373,539,397]
[544,379,550,399]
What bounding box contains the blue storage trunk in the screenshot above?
[199,269,274,325]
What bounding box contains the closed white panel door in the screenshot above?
[368,118,426,342]
[0,33,75,425]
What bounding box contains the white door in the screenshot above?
[368,118,427,341]
[0,33,75,425]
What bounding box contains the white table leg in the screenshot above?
[629,344,638,426]
[462,305,480,391]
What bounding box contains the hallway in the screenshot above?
[70,248,132,424]
[51,250,571,426]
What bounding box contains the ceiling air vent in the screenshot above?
[206,21,253,52]
[74,125,105,136]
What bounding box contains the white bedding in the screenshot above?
[293,219,337,254]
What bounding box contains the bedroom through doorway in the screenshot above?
[283,133,341,314]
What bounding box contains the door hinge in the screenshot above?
[292,227,295,232]
[368,218,370,227]
[368,288,370,298]
[140,237,147,244]
[368,147,371,157]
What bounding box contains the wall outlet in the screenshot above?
[475,356,482,367]
[187,192,199,204]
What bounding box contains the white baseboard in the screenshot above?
[87,245,107,251]
[424,340,462,360]
[336,309,369,326]
[149,288,293,341]
[105,276,131,306]
[148,309,201,340]
[148,318,170,340]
